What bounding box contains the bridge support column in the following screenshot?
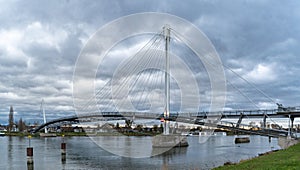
[263,114,267,128]
[163,120,170,135]
[236,113,244,128]
[288,115,292,137]
[290,116,295,136]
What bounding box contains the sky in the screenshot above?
[0,0,300,125]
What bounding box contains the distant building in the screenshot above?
[8,106,14,132]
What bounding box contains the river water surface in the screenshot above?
[0,135,281,170]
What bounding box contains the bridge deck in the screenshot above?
[32,109,297,138]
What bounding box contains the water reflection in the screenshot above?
[154,147,188,170]
[91,136,154,158]
[61,154,66,164]
[8,136,13,169]
[152,147,187,158]
[27,163,34,170]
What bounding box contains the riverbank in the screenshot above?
[214,141,300,170]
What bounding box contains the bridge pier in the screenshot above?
[236,113,244,128]
[290,116,295,136]
[163,120,170,135]
[263,114,267,128]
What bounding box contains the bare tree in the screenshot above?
[18,118,26,132]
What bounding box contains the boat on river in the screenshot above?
[235,136,250,143]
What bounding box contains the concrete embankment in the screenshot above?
[278,136,299,149]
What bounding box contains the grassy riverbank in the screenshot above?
[214,142,300,170]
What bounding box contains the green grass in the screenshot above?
[4,132,33,137]
[214,142,300,170]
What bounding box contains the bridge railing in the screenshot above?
[222,109,278,116]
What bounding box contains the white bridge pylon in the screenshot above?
[41,99,48,133]
[163,24,171,135]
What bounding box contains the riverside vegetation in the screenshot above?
[214,142,300,170]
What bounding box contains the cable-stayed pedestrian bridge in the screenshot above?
[32,107,300,138]
[34,25,300,141]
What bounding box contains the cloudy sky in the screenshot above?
[1,0,300,125]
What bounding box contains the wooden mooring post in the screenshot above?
[27,135,34,165]
[61,134,66,155]
[61,134,66,163]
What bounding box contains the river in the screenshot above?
[0,135,281,170]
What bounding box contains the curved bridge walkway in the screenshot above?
[32,107,300,138]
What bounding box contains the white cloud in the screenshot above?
[0,21,69,69]
[245,63,277,83]
[257,102,276,109]
[0,29,28,65]
[24,21,68,51]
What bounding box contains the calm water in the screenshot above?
[0,135,281,170]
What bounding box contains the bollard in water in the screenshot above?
[269,136,271,143]
[61,134,66,155]
[27,147,34,164]
[27,135,34,164]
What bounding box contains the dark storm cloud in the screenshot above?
[0,0,299,124]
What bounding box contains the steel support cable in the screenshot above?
[76,78,113,114]
[227,80,278,125]
[169,55,182,112]
[118,36,163,111]
[76,32,163,114]
[228,83,251,121]
[166,33,204,119]
[113,36,159,81]
[95,34,163,112]
[96,33,163,112]
[172,30,270,126]
[128,36,163,96]
[97,81,117,112]
[110,34,164,112]
[171,33,210,110]
[227,80,261,121]
[171,29,277,106]
[128,39,164,111]
[131,42,164,111]
[133,39,165,112]
[79,80,112,114]
[102,34,161,101]
[95,81,115,112]
[137,45,165,113]
[172,28,280,126]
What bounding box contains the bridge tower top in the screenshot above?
[41,99,48,133]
